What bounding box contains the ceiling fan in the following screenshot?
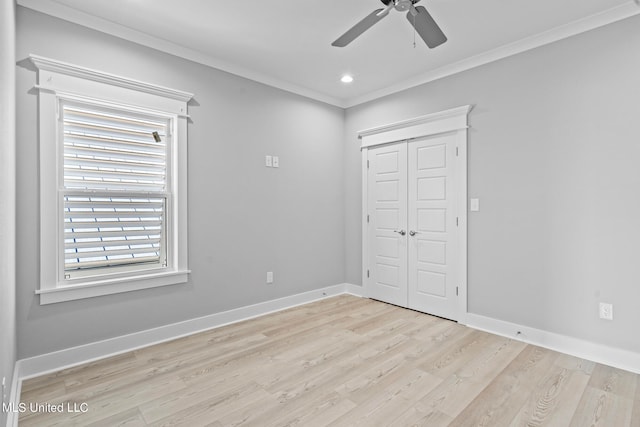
[332,0,447,49]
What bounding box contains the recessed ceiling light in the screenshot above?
[341,74,354,84]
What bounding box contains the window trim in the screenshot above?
[30,54,193,304]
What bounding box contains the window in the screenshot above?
[30,55,193,304]
[62,103,168,276]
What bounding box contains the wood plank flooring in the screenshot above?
[18,295,640,426]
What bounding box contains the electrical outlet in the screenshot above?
[272,156,279,168]
[266,271,274,284]
[265,155,273,167]
[599,302,613,320]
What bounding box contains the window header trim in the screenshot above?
[29,54,194,103]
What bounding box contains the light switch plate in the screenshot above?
[266,271,274,284]
[272,156,279,168]
[265,155,272,167]
[470,198,480,212]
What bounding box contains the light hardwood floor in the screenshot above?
[18,295,640,426]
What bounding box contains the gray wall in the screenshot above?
[16,8,345,359]
[1,0,17,421]
[14,4,640,363]
[345,14,640,354]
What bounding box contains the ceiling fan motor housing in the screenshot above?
[380,0,421,10]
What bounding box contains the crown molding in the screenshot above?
[17,0,345,108]
[344,1,640,108]
[17,0,640,110]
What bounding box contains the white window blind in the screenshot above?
[62,104,169,273]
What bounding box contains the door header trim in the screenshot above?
[358,104,473,149]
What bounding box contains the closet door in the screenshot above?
[367,143,408,307]
[407,134,459,320]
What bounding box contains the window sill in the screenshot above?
[36,269,190,305]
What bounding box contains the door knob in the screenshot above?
[393,230,406,236]
[409,230,419,236]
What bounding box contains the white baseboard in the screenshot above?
[465,313,640,375]
[343,283,364,297]
[17,283,361,382]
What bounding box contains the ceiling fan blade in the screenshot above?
[332,8,388,47]
[406,5,447,49]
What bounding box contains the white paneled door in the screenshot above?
[407,134,458,319]
[367,143,408,307]
[367,134,459,321]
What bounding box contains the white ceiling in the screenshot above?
[18,0,640,107]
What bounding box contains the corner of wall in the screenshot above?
[1,0,18,425]
[4,363,21,427]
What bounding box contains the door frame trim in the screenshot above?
[359,105,472,323]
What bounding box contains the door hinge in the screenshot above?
[456,146,459,157]
[367,269,370,278]
[456,286,459,296]
[456,217,459,227]
[367,214,370,223]
[367,160,370,169]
